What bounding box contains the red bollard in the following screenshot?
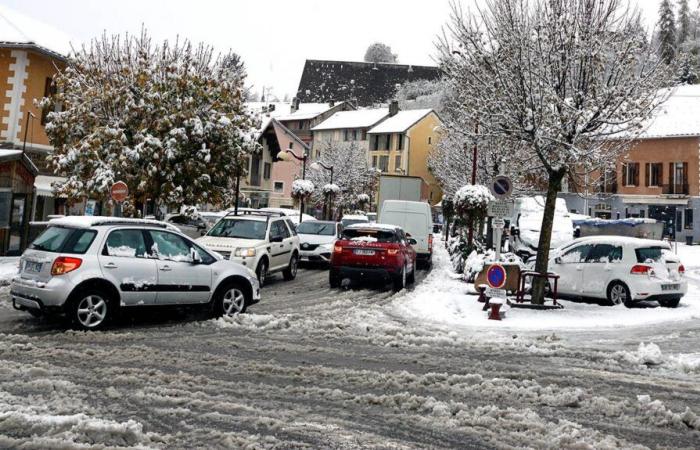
[488,303,502,320]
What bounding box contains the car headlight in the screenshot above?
[234,247,256,257]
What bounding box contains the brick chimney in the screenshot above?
[389,100,399,117]
[291,97,300,113]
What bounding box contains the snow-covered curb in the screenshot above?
[0,258,19,286]
[391,245,700,331]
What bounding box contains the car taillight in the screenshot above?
[387,249,399,255]
[630,264,651,275]
[51,257,82,275]
[334,245,343,253]
[428,233,433,250]
[679,264,685,275]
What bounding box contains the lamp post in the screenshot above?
[278,148,308,223]
[22,111,36,154]
[310,161,334,220]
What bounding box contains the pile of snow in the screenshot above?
[0,258,19,286]
[291,179,315,198]
[615,342,700,374]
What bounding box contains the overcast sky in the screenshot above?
[2,0,663,100]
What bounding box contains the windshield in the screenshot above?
[297,222,336,236]
[207,218,267,239]
[342,228,398,243]
[635,246,671,263]
[341,218,368,227]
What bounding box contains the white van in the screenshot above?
[379,200,433,268]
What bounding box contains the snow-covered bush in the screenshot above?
[356,193,370,207]
[43,30,259,212]
[322,183,340,195]
[454,185,494,217]
[291,179,315,200]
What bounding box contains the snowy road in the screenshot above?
[0,253,700,449]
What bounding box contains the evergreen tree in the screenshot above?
[678,0,690,44]
[658,0,677,64]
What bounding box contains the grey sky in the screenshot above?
[2,0,663,99]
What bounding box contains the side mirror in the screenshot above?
[408,238,418,245]
[554,256,562,264]
[190,247,202,264]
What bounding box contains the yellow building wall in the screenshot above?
[21,51,64,146]
[0,50,13,139]
[406,112,442,204]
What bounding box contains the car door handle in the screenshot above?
[160,265,172,272]
[103,262,118,269]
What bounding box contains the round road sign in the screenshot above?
[111,181,129,203]
[491,175,513,199]
[486,264,507,289]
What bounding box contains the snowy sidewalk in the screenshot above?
[0,257,19,286]
[392,244,700,331]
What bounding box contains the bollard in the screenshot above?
[488,298,505,320]
[477,284,488,303]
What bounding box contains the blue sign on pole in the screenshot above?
[486,264,507,289]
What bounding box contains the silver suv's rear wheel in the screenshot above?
[72,293,110,330]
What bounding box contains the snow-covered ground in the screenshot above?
[0,257,19,286]
[393,244,700,331]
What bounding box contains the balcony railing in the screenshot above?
[662,183,689,195]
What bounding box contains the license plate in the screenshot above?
[24,261,42,273]
[354,249,375,256]
[662,284,680,291]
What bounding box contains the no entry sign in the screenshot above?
[111,181,129,203]
[486,264,507,289]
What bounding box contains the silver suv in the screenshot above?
[10,216,261,330]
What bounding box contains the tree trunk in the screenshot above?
[531,168,566,305]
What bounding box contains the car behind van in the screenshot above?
[379,200,433,268]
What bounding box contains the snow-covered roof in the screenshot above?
[310,108,389,131]
[345,223,401,231]
[49,216,179,232]
[275,103,339,121]
[34,175,66,196]
[636,85,700,139]
[367,109,433,134]
[0,149,38,173]
[0,5,73,58]
[0,149,22,159]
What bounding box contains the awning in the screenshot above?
[34,175,67,197]
[620,195,689,206]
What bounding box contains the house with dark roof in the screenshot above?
[295,59,441,107]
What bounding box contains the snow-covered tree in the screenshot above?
[678,0,690,45]
[43,30,259,216]
[454,184,494,252]
[438,0,670,303]
[307,141,377,218]
[658,0,677,64]
[364,42,398,64]
[396,78,446,113]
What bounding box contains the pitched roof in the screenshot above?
[310,108,389,131]
[296,59,441,107]
[0,5,73,60]
[635,85,700,139]
[275,102,341,121]
[367,109,434,134]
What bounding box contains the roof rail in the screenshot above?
[91,220,170,229]
[225,210,285,218]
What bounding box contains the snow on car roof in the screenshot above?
[310,108,389,131]
[561,236,671,248]
[345,223,401,231]
[341,214,368,220]
[367,109,433,134]
[49,216,180,231]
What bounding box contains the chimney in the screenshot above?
[291,97,300,113]
[389,100,399,117]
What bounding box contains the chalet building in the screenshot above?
[562,85,700,242]
[295,59,441,107]
[310,107,389,159]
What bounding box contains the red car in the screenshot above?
[329,224,417,290]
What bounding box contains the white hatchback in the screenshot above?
[548,236,687,307]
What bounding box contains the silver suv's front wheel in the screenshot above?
[71,292,111,331]
[212,280,250,317]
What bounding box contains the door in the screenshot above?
[582,244,622,298]
[649,205,677,239]
[8,194,27,255]
[99,229,158,306]
[554,244,592,295]
[268,220,292,270]
[147,230,213,304]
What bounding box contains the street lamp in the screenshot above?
[278,148,308,223]
[310,161,334,220]
[22,111,36,154]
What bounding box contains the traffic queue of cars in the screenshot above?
[9,201,435,330]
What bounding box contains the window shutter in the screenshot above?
[645,163,650,187]
[669,163,674,187]
[657,163,663,185]
[633,163,639,186]
[683,162,689,186]
[622,164,627,186]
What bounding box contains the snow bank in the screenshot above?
[0,258,19,286]
[393,245,700,331]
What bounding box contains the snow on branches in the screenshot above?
[291,179,315,199]
[43,29,259,211]
[322,183,340,195]
[454,185,493,218]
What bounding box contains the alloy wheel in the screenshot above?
[222,288,245,315]
[76,295,107,328]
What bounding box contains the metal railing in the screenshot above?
[662,183,689,195]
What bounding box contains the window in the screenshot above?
[685,208,694,229]
[397,134,404,150]
[371,135,380,150]
[378,155,389,172]
[274,181,284,193]
[208,218,267,239]
[645,162,662,187]
[270,220,290,240]
[344,129,350,141]
[30,227,96,254]
[360,130,367,141]
[384,134,391,150]
[104,229,148,258]
[428,136,432,145]
[41,77,57,125]
[394,154,402,172]
[669,162,688,194]
[622,162,639,186]
[560,244,593,263]
[288,142,293,149]
[285,219,298,236]
[148,230,213,263]
[635,246,670,263]
[586,244,622,263]
[341,228,398,243]
[263,162,271,180]
[372,155,378,168]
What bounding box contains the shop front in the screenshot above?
[0,150,38,255]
